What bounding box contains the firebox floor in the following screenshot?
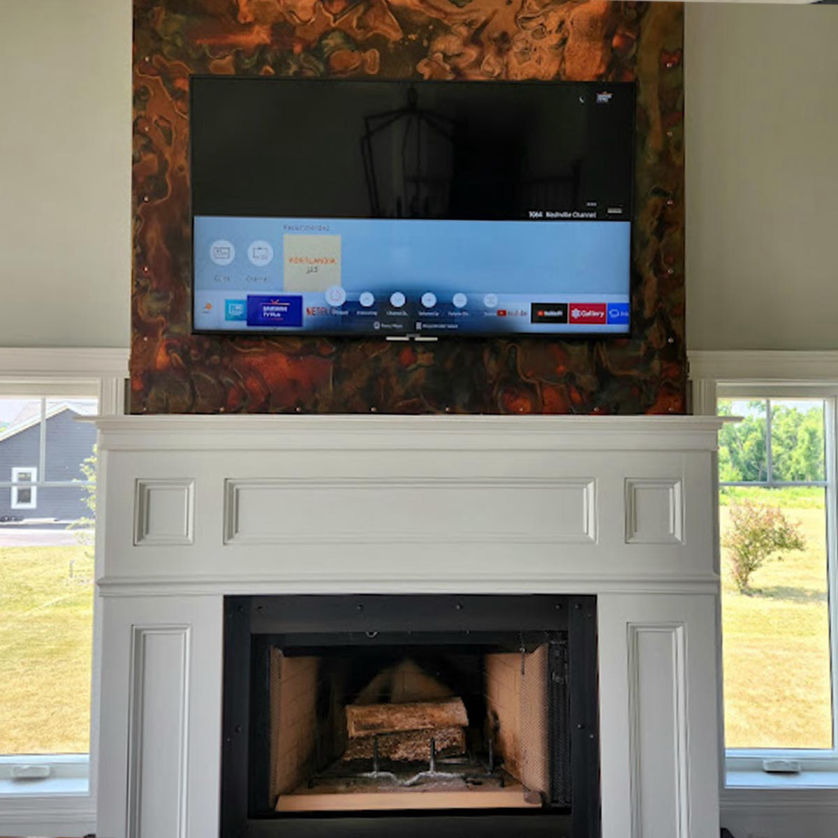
[275,764,543,813]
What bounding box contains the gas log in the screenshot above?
[345,698,468,738]
[342,725,467,762]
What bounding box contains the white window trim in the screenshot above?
[0,346,128,836]
[690,350,838,816]
[10,466,38,509]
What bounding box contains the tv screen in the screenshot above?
[190,77,634,338]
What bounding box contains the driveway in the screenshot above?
[0,528,93,547]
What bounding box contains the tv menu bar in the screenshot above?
[195,289,631,335]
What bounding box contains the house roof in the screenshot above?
[0,401,97,444]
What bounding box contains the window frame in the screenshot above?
[717,389,838,770]
[0,347,127,836]
[690,351,838,789]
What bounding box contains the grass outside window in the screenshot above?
[0,544,93,755]
[719,396,835,755]
[721,488,831,750]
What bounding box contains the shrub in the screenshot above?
[724,501,806,594]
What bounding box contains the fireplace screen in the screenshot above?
[221,595,599,837]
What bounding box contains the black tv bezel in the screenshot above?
[188,75,637,341]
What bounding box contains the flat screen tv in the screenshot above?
[190,77,634,339]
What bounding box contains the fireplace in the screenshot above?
[93,415,723,838]
[221,595,599,837]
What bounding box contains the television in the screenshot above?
[190,77,634,339]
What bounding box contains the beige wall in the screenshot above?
[0,0,131,348]
[1,1,835,354]
[685,2,838,351]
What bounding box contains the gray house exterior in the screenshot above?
[0,407,97,522]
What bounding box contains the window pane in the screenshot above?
[721,485,832,749]
[0,395,96,757]
[719,399,768,483]
[771,400,826,483]
[45,398,98,483]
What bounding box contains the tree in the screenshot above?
[67,445,96,576]
[770,405,824,481]
[718,400,825,484]
[718,401,768,482]
[723,500,805,593]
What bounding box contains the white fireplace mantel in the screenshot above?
[93,414,724,838]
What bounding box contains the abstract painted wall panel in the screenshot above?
[132,0,685,414]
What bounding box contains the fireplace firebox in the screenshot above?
[221,595,600,837]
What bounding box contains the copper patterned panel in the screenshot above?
[132,0,685,415]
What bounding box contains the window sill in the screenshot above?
[0,787,95,837]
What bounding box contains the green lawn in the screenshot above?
[721,498,833,750]
[0,545,93,754]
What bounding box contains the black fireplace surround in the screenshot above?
[221,594,600,838]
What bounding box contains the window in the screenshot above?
[0,397,98,762]
[0,347,126,836]
[10,466,37,509]
[682,347,838,786]
[718,394,835,761]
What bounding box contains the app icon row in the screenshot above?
[529,302,629,325]
[322,288,490,310]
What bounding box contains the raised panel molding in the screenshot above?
[134,479,195,546]
[126,625,190,838]
[224,477,597,546]
[628,623,689,838]
[625,479,684,545]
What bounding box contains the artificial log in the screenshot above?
[342,726,466,762]
[346,698,468,738]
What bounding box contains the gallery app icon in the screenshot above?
[225,299,247,321]
[569,303,606,324]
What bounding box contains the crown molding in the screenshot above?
[0,347,129,378]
